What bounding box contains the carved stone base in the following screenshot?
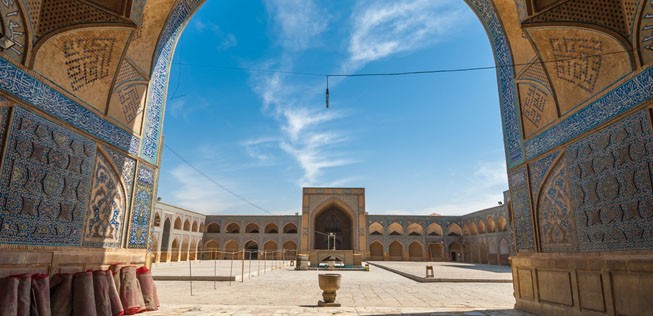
[317,300,341,307]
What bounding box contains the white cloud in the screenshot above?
[218,34,237,51]
[430,160,508,215]
[167,164,240,213]
[265,0,330,50]
[348,0,468,65]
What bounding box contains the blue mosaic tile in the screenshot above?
[140,0,204,164]
[509,167,535,252]
[0,58,140,156]
[529,151,560,201]
[128,163,157,248]
[526,67,653,160]
[103,146,136,207]
[466,0,524,168]
[568,110,653,252]
[0,106,96,246]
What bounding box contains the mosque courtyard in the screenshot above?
[149,261,530,316]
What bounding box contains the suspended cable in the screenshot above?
[163,144,275,215]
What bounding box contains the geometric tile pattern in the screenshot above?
[128,162,156,248]
[525,67,653,160]
[568,110,653,252]
[0,106,96,246]
[466,0,524,168]
[140,0,204,164]
[0,57,140,156]
[509,167,535,252]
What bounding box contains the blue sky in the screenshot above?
[156,0,508,216]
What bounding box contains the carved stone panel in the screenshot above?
[0,106,96,246]
[537,157,578,252]
[640,0,653,65]
[569,110,653,251]
[83,150,126,248]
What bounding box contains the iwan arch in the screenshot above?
[0,1,651,315]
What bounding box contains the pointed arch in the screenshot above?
[204,239,219,260]
[283,223,297,234]
[407,223,423,236]
[183,219,191,231]
[191,221,198,232]
[171,238,180,262]
[174,217,182,230]
[369,241,384,261]
[446,223,463,236]
[206,223,220,233]
[389,241,403,260]
[388,222,404,236]
[426,223,443,236]
[409,241,424,261]
[226,222,240,233]
[245,223,259,233]
[282,240,297,257]
[153,213,161,227]
[264,223,279,234]
[498,216,508,232]
[368,222,384,235]
[478,220,486,234]
[487,218,496,233]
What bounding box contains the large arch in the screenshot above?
[480,241,489,264]
[264,240,278,259]
[388,241,403,261]
[368,222,384,235]
[487,218,496,233]
[449,241,463,262]
[369,241,384,261]
[204,239,219,260]
[245,240,259,260]
[488,239,499,265]
[408,241,424,261]
[498,216,508,232]
[428,243,444,261]
[478,220,486,234]
[224,240,239,259]
[282,241,297,258]
[313,202,353,250]
[192,221,198,232]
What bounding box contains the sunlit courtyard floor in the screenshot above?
[149,261,531,315]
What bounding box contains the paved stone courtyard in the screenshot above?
[149,261,530,315]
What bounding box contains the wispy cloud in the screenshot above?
[167,164,239,213]
[193,18,237,51]
[264,0,330,50]
[348,0,468,65]
[431,160,508,215]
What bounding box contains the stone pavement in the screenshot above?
[369,262,512,282]
[152,259,287,281]
[149,261,532,315]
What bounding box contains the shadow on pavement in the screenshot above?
[366,309,533,316]
[440,264,511,274]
